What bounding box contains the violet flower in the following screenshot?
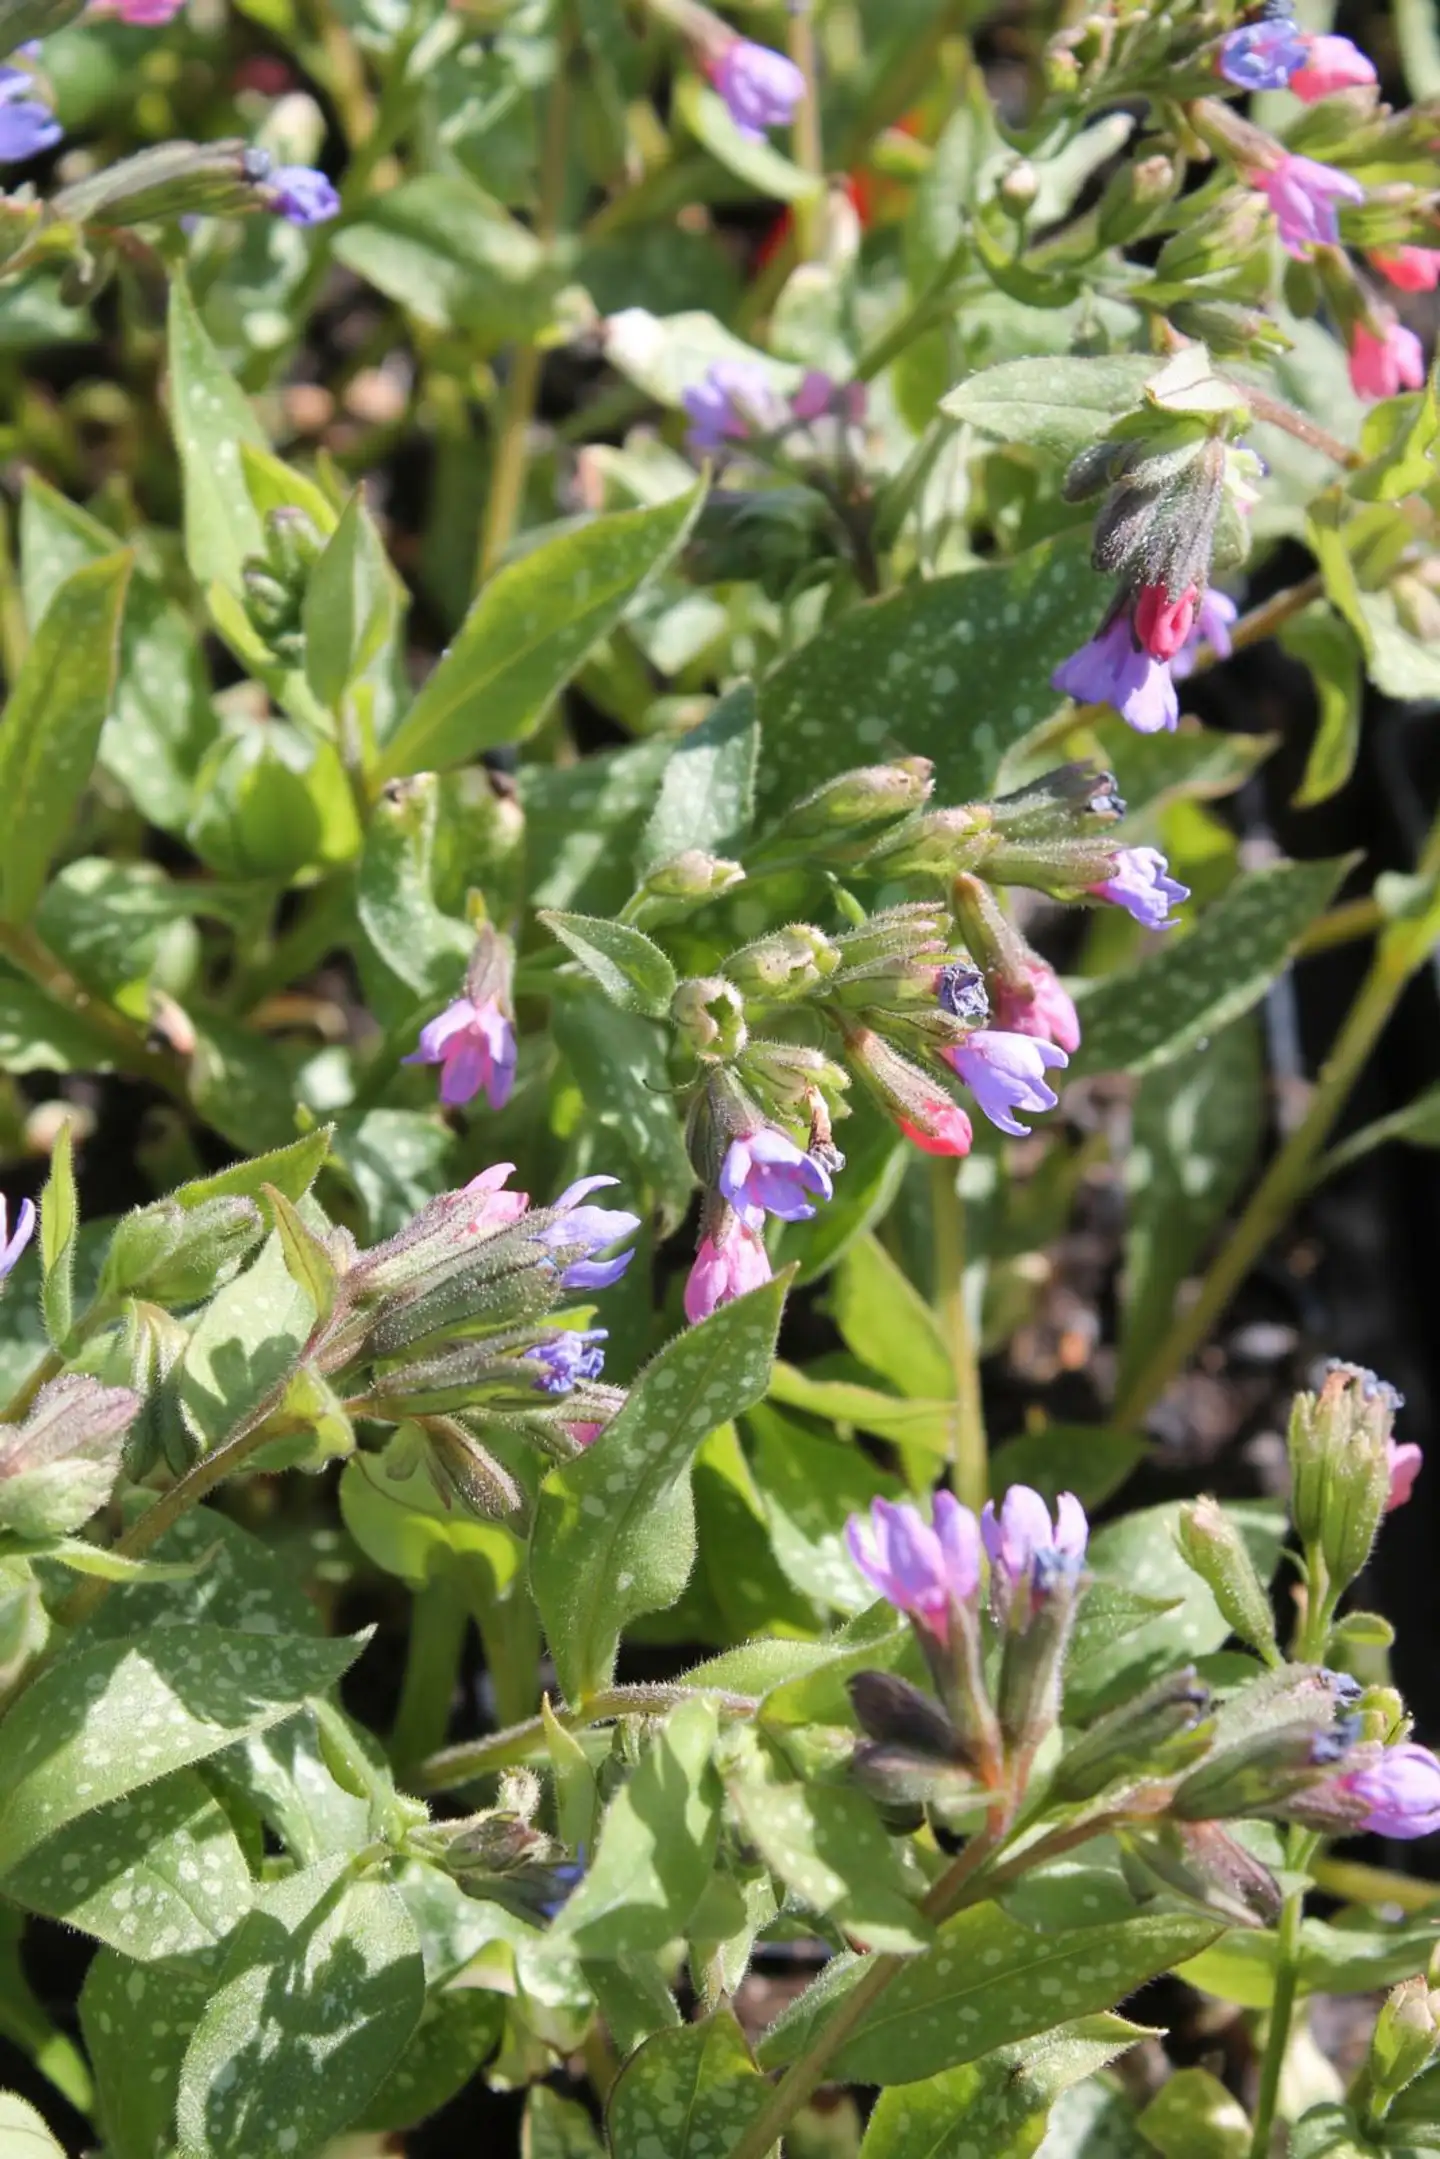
[538,1177,641,1291]
[1173,589,1238,681]
[0,62,61,164]
[1289,34,1377,101]
[684,1219,772,1324]
[981,1485,1088,1617]
[1217,17,1308,90]
[1089,846,1190,930]
[525,1330,608,1395]
[1334,1743,1440,1837]
[992,960,1082,1056]
[1250,153,1365,259]
[846,1492,982,1641]
[708,37,805,141]
[719,1127,833,1231]
[404,994,517,1111]
[681,360,784,455]
[1052,614,1179,735]
[1,1195,37,1282]
[267,165,340,226]
[943,1030,1068,1139]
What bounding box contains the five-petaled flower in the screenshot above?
[1249,154,1365,259]
[1089,846,1189,930]
[405,995,518,1111]
[846,1493,982,1640]
[943,1030,1068,1139]
[708,37,805,140]
[684,1217,772,1324]
[1331,1743,1440,1838]
[1052,613,1179,736]
[524,1331,608,1395]
[718,1127,833,1231]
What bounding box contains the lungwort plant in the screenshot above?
[4,0,1440,2150]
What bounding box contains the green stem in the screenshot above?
[788,3,825,264]
[416,1683,760,1790]
[932,1158,987,1509]
[1249,1872,1304,2159]
[390,1573,469,1771]
[0,921,188,1102]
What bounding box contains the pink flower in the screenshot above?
[1348,318,1426,401]
[1387,1439,1422,1511]
[897,1101,974,1157]
[1289,34,1377,101]
[1250,153,1366,258]
[845,1493,982,1639]
[567,1421,605,1450]
[1173,589,1239,681]
[992,960,1081,1056]
[1373,247,1440,293]
[404,994,517,1110]
[460,1162,531,1235]
[1133,582,1199,662]
[684,1220,772,1324]
[792,370,867,424]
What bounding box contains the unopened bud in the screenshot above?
[849,1670,958,1759]
[101,1195,265,1306]
[1288,1363,1401,1594]
[49,139,273,228]
[995,1547,1087,1756]
[990,764,1125,839]
[627,850,745,930]
[841,1025,973,1157]
[671,975,748,1060]
[999,160,1038,217]
[863,805,996,880]
[737,1039,850,1121]
[415,1417,521,1518]
[1176,1497,1278,1663]
[683,486,841,591]
[1120,1819,1283,1928]
[1096,154,1177,247]
[1052,1668,1213,1803]
[1171,1716,1358,1822]
[0,1375,139,1538]
[723,924,839,1000]
[774,759,935,842]
[1368,1976,1440,2112]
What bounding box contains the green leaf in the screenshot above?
[169,1127,333,1213]
[37,1119,76,1349]
[357,771,472,999]
[859,2014,1152,2157]
[1137,2067,1251,2158]
[80,1949,210,2159]
[1351,357,1440,501]
[674,73,823,203]
[175,1855,425,2159]
[2,1768,253,1959]
[1352,584,1440,700]
[178,1229,316,1453]
[540,909,678,1017]
[747,1403,900,1614]
[530,1276,788,1701]
[1116,1020,1263,1403]
[78,1504,319,1643]
[358,1990,504,2132]
[333,173,565,341]
[989,1426,1145,1512]
[0,973,120,1075]
[766,1363,953,1456]
[832,1233,953,1400]
[0,1621,361,1872]
[167,276,267,593]
[1069,1501,1286,1717]
[379,489,703,777]
[760,1902,1221,2084]
[756,533,1109,814]
[1321,1080,1440,1178]
[0,2092,66,2154]
[724,1727,929,1954]
[1180,1910,1440,2012]
[522,737,671,917]
[0,1907,93,2119]
[639,681,759,873]
[1070,858,1351,1079]
[552,995,694,1232]
[555,1696,721,1955]
[0,550,131,924]
[525,2085,606,2157]
[303,486,396,709]
[1282,604,1365,808]
[264,1183,339,1321]
[939,354,1155,460]
[606,2008,770,2159]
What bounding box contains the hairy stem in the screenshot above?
[932,1159,987,1509]
[788,3,825,264]
[1249,1873,1304,2158]
[416,1683,761,1789]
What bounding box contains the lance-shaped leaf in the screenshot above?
[859,2013,1155,2157]
[80,1950,211,2159]
[607,2008,770,2159]
[939,354,1155,459]
[167,276,267,593]
[539,910,678,1017]
[639,681,760,871]
[303,486,395,709]
[530,1276,788,1702]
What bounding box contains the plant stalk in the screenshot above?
[390,1572,469,1771]
[931,1158,987,1508]
[416,1682,761,1789]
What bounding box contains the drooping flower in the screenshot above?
[943,1030,1068,1139]
[1289,34,1377,101]
[1373,246,1440,293]
[0,61,61,164]
[991,960,1082,1056]
[846,1493,982,1640]
[266,165,340,225]
[1249,153,1366,259]
[684,1218,772,1323]
[1133,582,1199,662]
[681,360,784,455]
[981,1485,1088,1602]
[1217,17,1309,90]
[1052,614,1179,735]
[898,1100,974,1158]
[91,0,186,22]
[537,1177,641,1292]
[524,1330,608,1395]
[1089,846,1190,930]
[708,37,805,140]
[404,994,518,1111]
[792,370,868,425]
[1348,318,1426,402]
[1,1195,37,1282]
[1333,1742,1440,1837]
[566,1421,605,1450]
[718,1127,833,1231]
[1386,1438,1423,1511]
[1173,588,1239,680]
[460,1162,532,1237]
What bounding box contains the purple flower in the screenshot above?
[718,1127,832,1231]
[1250,154,1365,259]
[267,164,340,226]
[845,1492,982,1641]
[981,1485,1088,1604]
[1217,18,1308,90]
[1,1195,37,1281]
[0,65,61,164]
[1089,846,1190,931]
[1336,1743,1440,1838]
[681,360,784,455]
[404,995,517,1111]
[539,1176,641,1291]
[1173,589,1238,681]
[708,37,805,140]
[525,1329,608,1395]
[792,370,867,425]
[943,1029,1068,1139]
[1052,615,1179,736]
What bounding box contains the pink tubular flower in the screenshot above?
[1089,846,1189,931]
[1133,583,1199,662]
[1348,318,1426,401]
[1289,34,1377,102]
[567,1421,605,1450]
[1387,1439,1422,1511]
[792,370,867,425]
[684,1219,772,1324]
[90,0,186,20]
[944,1030,1068,1139]
[1173,589,1238,681]
[991,961,1081,1056]
[1373,247,1440,293]
[708,37,805,140]
[1,1194,37,1282]
[404,994,517,1110]
[898,1100,974,1158]
[718,1127,832,1231]
[1052,614,1178,735]
[1334,1742,1440,1837]
[845,1492,982,1640]
[1250,153,1366,259]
